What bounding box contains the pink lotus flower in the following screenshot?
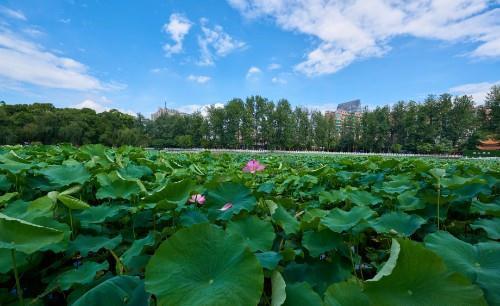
[242,159,265,173]
[188,194,206,205]
[219,203,233,211]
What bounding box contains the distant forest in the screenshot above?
[1,85,499,154]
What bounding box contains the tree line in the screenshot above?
[1,85,499,153]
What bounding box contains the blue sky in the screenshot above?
[0,0,499,116]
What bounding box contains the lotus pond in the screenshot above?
[0,145,499,306]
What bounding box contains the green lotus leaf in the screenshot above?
[271,271,286,306]
[440,175,482,188]
[256,251,282,270]
[121,232,156,268]
[377,179,412,195]
[429,168,446,179]
[369,212,426,236]
[364,239,487,306]
[48,261,109,291]
[118,164,153,180]
[347,190,383,206]
[397,190,425,211]
[324,279,369,306]
[319,190,347,205]
[425,231,500,305]
[302,229,343,257]
[470,199,500,217]
[57,194,90,210]
[143,179,194,206]
[179,210,209,227]
[0,161,32,174]
[0,213,64,254]
[145,223,263,306]
[226,215,275,252]
[283,260,351,295]
[0,192,18,206]
[321,206,375,233]
[471,218,500,239]
[96,173,142,200]
[68,234,122,257]
[38,164,90,187]
[257,182,274,194]
[2,199,51,222]
[273,205,300,235]
[71,275,149,306]
[0,174,11,191]
[0,249,28,273]
[283,282,322,306]
[75,205,125,227]
[206,182,257,221]
[34,216,71,253]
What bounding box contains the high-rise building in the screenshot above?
[325,99,363,129]
[337,99,361,113]
[151,102,185,120]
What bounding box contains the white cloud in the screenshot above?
[0,6,26,21]
[23,27,44,37]
[163,13,192,56]
[187,74,211,84]
[268,63,281,70]
[246,66,261,78]
[228,0,500,76]
[59,18,71,24]
[449,80,500,104]
[271,76,286,84]
[177,103,224,116]
[73,99,107,112]
[73,99,136,116]
[0,29,112,91]
[198,19,246,66]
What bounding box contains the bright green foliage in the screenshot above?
[68,234,122,256]
[0,249,27,273]
[471,218,500,239]
[227,216,275,252]
[425,231,500,305]
[71,276,149,306]
[0,213,64,254]
[0,192,17,206]
[256,251,282,270]
[96,173,142,200]
[120,232,156,268]
[145,223,263,306]
[0,146,499,305]
[321,206,374,233]
[47,261,109,291]
[271,271,286,306]
[57,194,90,210]
[283,282,323,306]
[369,212,426,236]
[272,205,300,235]
[347,189,383,206]
[365,239,487,306]
[143,179,194,206]
[38,164,90,187]
[324,280,370,306]
[206,182,257,221]
[302,229,342,257]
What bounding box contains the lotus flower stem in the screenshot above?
[11,249,24,306]
[68,208,74,239]
[348,244,357,279]
[153,211,156,232]
[436,178,440,230]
